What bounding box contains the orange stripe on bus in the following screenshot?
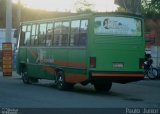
[92,73,144,77]
[54,61,86,68]
[65,73,87,83]
[43,66,55,74]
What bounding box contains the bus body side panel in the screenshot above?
[25,47,88,83]
[27,47,54,79]
[43,48,55,80]
[65,48,88,83]
[16,47,27,75]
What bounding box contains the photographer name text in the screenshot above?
[126,108,159,114]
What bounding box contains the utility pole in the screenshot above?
[6,0,12,42]
[17,0,21,26]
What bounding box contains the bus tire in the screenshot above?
[21,68,31,84]
[30,78,39,83]
[94,82,112,92]
[55,70,73,90]
[55,70,65,90]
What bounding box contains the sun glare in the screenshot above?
[12,0,118,12]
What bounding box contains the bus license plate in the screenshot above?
[113,63,124,68]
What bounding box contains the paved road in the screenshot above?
[0,72,160,108]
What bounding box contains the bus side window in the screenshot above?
[61,21,69,46]
[20,25,31,46]
[25,25,31,46]
[20,31,25,46]
[79,20,88,46]
[21,25,28,46]
[54,22,62,46]
[31,24,36,46]
[24,32,31,46]
[70,20,80,46]
[34,24,39,46]
[46,23,53,47]
[39,23,47,46]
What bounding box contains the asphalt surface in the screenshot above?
[0,71,160,109]
[3,71,160,88]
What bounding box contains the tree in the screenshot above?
[115,0,160,18]
[0,0,6,27]
[74,0,94,13]
[115,0,141,15]
[141,0,160,18]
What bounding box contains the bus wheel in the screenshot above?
[55,70,73,90]
[56,70,67,90]
[94,82,112,92]
[30,78,39,83]
[21,69,31,84]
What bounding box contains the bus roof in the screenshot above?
[20,12,142,25]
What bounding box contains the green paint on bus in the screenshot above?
[15,12,144,92]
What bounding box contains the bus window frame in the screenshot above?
[38,23,47,46]
[46,22,54,47]
[61,21,70,46]
[53,21,63,47]
[31,24,36,46]
[34,23,40,46]
[16,25,22,49]
[79,19,88,46]
[70,19,88,47]
[21,24,32,46]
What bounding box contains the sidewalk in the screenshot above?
[132,78,160,88]
[0,71,20,79]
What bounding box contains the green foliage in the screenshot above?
[115,0,160,18]
[141,0,160,18]
[0,0,95,27]
[115,0,141,14]
[0,0,6,27]
[114,0,160,32]
[116,7,127,13]
[74,0,93,13]
[1,0,159,28]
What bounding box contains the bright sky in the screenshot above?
[12,0,118,12]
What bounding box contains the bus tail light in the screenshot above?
[139,58,144,69]
[90,57,96,68]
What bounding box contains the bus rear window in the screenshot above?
[94,16,142,36]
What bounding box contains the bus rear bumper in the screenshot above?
[90,71,144,84]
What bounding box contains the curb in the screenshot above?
[0,71,20,79]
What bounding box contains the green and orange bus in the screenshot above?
[15,12,144,92]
